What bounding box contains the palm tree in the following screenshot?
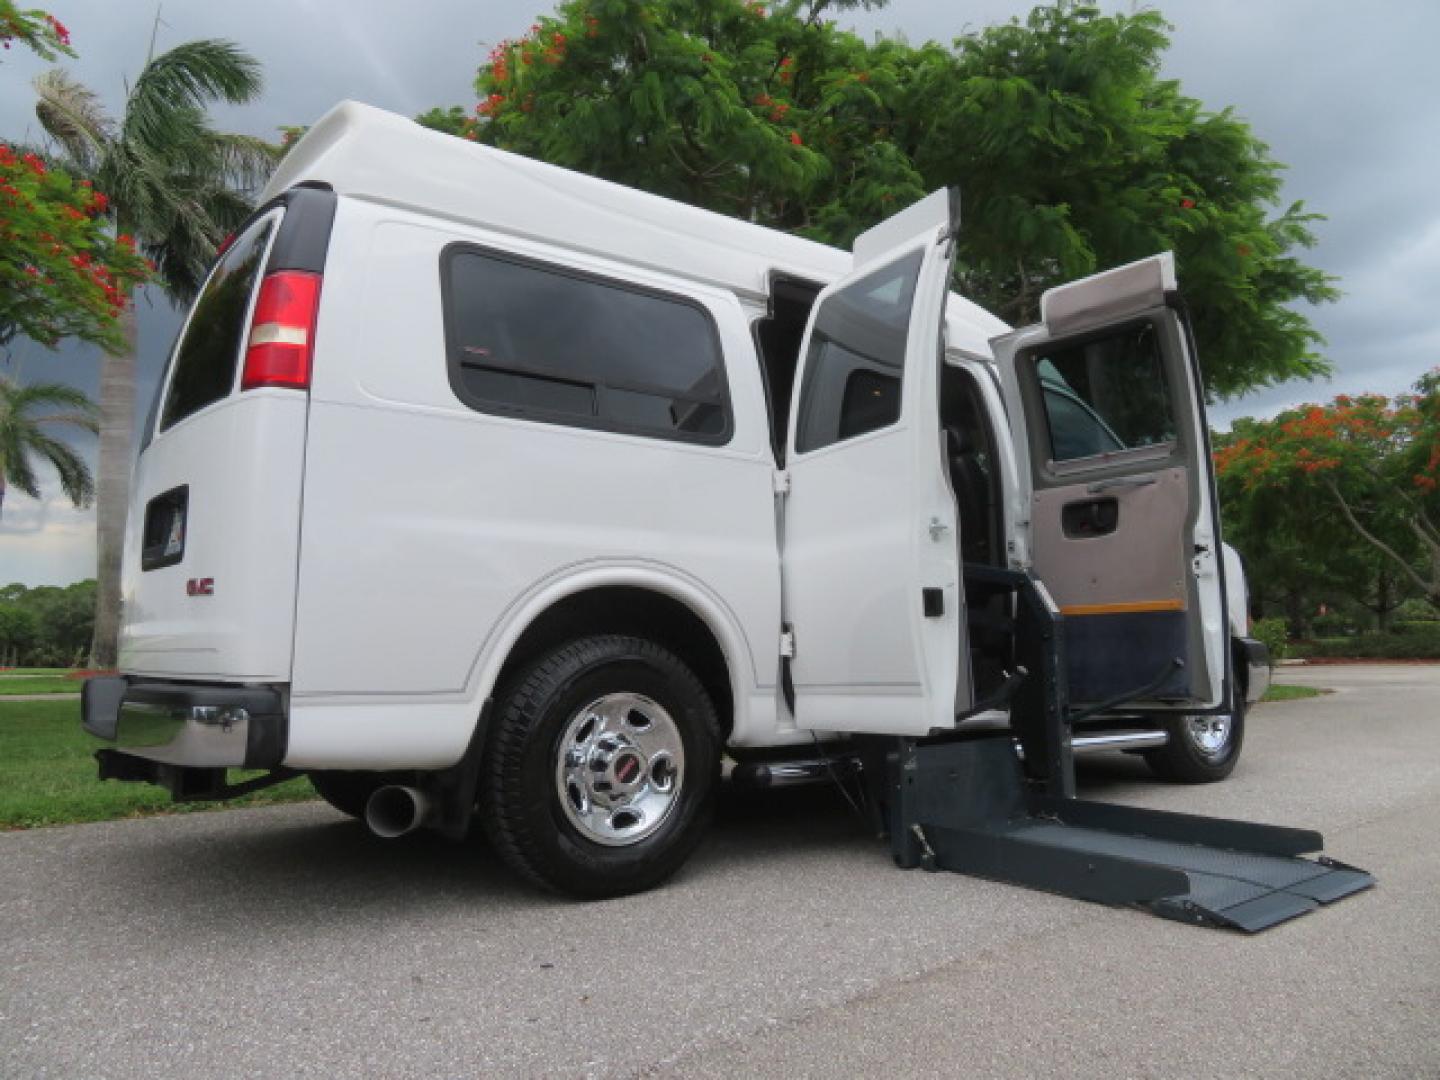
[0,374,99,519]
[33,40,275,665]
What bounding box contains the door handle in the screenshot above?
[928,517,950,541]
[1086,475,1157,495]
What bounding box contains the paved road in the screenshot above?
[3,664,1437,1079]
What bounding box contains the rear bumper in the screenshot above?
[1237,637,1272,705]
[81,676,288,769]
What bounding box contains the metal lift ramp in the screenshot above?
[881,567,1374,932]
[889,738,1373,931]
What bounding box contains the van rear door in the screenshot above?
[991,253,1229,710]
[119,187,334,681]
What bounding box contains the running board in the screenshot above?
[888,737,1374,932]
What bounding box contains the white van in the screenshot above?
[83,102,1274,901]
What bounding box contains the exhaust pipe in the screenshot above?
[364,785,433,839]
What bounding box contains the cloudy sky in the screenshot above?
[3,0,1437,586]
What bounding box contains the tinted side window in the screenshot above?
[1033,323,1176,463]
[794,249,923,454]
[443,248,730,443]
[160,220,275,431]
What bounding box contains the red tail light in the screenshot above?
[241,271,321,390]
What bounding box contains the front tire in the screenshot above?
[1144,696,1246,783]
[481,635,721,899]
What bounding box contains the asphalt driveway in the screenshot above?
[3,664,1437,1078]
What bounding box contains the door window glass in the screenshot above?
[160,218,276,431]
[1034,323,1176,462]
[794,249,923,454]
[443,247,730,443]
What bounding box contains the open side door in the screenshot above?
[992,253,1228,710]
[780,189,965,736]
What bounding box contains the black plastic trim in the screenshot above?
[264,184,338,275]
[139,484,188,571]
[1237,636,1270,670]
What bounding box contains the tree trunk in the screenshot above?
[1376,570,1393,633]
[1284,587,1308,640]
[89,300,138,669]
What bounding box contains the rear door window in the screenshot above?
[442,246,731,444]
[1031,323,1176,463]
[159,217,276,431]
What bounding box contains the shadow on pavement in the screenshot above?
[66,751,1167,939]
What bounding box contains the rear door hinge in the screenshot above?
[779,628,796,659]
[772,469,791,496]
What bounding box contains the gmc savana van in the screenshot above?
[83,101,1274,901]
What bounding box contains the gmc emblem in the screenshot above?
[186,577,215,597]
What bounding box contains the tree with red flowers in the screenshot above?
[0,143,150,351]
[421,0,1335,398]
[0,1,74,61]
[1215,371,1440,612]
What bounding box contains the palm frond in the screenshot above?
[7,381,100,418]
[32,68,114,173]
[122,40,262,153]
[212,132,281,191]
[27,432,96,509]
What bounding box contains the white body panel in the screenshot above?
[120,393,308,680]
[286,201,783,765]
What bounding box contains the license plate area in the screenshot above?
[141,484,189,571]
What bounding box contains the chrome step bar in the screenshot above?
[1071,729,1168,754]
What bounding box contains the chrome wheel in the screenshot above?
[1186,713,1233,758]
[555,692,685,847]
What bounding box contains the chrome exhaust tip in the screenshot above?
[364,785,432,839]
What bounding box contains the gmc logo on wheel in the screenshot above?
[186,578,214,597]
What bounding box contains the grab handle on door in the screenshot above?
[1086,475,1158,496]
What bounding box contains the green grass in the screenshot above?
[0,699,316,829]
[1262,683,1324,703]
[0,676,85,695]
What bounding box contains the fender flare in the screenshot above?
[463,559,763,739]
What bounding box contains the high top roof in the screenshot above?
[263,101,1009,352]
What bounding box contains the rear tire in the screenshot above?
[308,770,388,819]
[1144,696,1245,783]
[481,635,721,899]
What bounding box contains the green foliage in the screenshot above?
[1395,619,1439,636]
[0,579,96,666]
[1250,617,1287,667]
[1302,626,1440,660]
[427,0,1335,396]
[0,698,314,828]
[0,1,73,61]
[0,374,99,516]
[0,144,152,349]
